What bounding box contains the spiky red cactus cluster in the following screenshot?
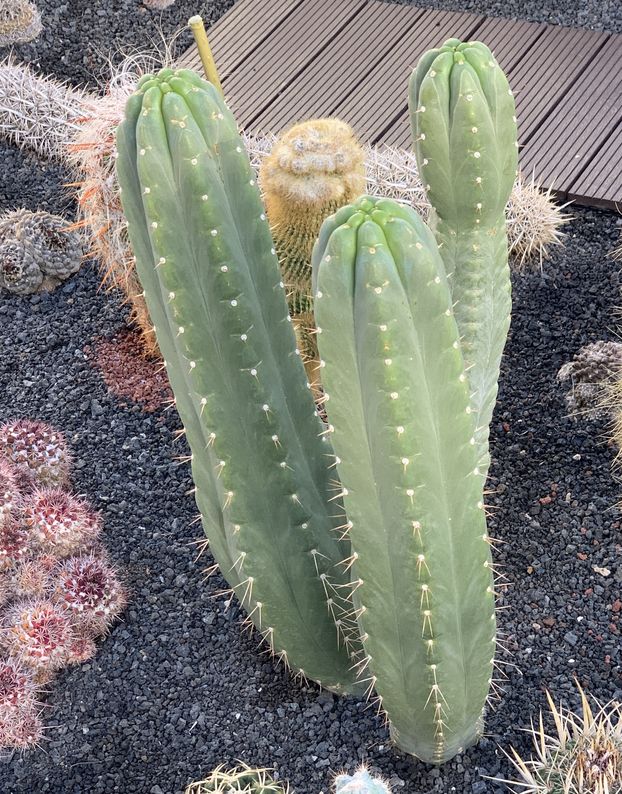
[0,419,71,489]
[0,418,126,750]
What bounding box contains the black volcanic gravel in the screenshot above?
[1,0,622,792]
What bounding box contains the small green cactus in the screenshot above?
[409,39,518,476]
[185,764,288,793]
[334,767,391,793]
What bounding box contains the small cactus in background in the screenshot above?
[0,419,71,489]
[0,57,87,161]
[185,764,288,793]
[2,599,74,670]
[0,521,31,570]
[0,0,42,48]
[246,134,569,271]
[23,489,102,557]
[498,683,622,794]
[0,418,126,749]
[557,340,622,419]
[334,767,391,793]
[52,554,126,633]
[0,209,82,295]
[260,118,365,381]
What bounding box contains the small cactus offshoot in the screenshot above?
[0,209,82,295]
[23,489,101,557]
[0,0,42,48]
[0,419,71,488]
[497,683,622,794]
[334,767,391,794]
[0,457,18,529]
[185,764,288,794]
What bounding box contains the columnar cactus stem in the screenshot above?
[116,68,360,691]
[409,39,518,475]
[313,196,495,763]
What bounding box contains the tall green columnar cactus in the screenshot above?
[409,40,518,475]
[115,68,360,692]
[313,196,495,764]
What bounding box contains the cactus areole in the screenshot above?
[115,68,360,693]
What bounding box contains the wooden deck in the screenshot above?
[178,0,622,209]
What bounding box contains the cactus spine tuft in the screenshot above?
[334,767,391,793]
[0,0,42,48]
[260,119,366,382]
[185,764,288,793]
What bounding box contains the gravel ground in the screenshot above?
[2,0,622,792]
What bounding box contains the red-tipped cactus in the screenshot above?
[23,489,101,557]
[66,635,97,664]
[2,599,74,670]
[0,657,36,711]
[0,419,71,489]
[11,556,56,599]
[3,706,44,749]
[0,520,31,571]
[0,457,19,529]
[53,554,126,634]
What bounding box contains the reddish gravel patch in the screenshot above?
[85,330,172,413]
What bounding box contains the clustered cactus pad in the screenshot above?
[0,0,42,48]
[116,38,515,763]
[0,210,82,295]
[0,419,125,749]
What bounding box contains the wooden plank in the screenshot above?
[521,35,621,188]
[334,8,485,144]
[251,1,424,131]
[567,126,622,206]
[177,0,305,77]
[224,0,367,127]
[510,25,609,142]
[176,0,622,208]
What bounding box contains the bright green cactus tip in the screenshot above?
[185,764,288,793]
[409,39,518,477]
[313,195,495,764]
[115,67,361,693]
[334,767,391,793]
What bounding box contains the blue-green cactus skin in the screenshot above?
[313,196,495,763]
[409,39,518,476]
[115,68,361,692]
[334,768,391,793]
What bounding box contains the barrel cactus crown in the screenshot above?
[260,118,366,382]
[334,767,391,793]
[410,39,517,477]
[0,0,42,47]
[185,764,288,793]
